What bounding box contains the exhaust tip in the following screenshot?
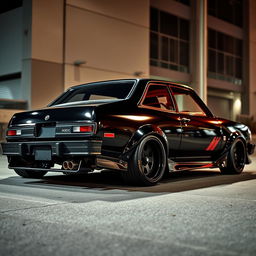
[68,161,79,170]
[63,161,69,170]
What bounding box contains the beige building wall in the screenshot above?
[64,0,150,88]
[30,0,64,109]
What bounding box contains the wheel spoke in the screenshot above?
[137,138,165,182]
[144,164,150,175]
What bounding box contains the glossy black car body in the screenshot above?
[1,79,255,185]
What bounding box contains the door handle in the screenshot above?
[180,117,191,122]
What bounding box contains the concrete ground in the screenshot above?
[0,154,255,256]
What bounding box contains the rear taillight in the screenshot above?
[7,130,21,136]
[72,125,94,133]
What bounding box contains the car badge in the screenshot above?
[45,115,50,121]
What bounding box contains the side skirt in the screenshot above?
[167,159,216,172]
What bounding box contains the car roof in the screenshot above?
[141,79,193,90]
[70,78,193,91]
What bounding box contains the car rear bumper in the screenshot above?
[1,140,102,158]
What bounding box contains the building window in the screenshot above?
[208,0,243,27]
[208,29,243,85]
[150,7,190,73]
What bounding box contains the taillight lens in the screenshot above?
[7,130,21,136]
[72,125,94,133]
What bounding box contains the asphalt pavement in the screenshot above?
[0,154,255,256]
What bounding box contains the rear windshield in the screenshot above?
[51,80,136,106]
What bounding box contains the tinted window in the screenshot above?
[207,0,243,27]
[150,8,158,32]
[179,19,189,40]
[142,84,175,111]
[171,87,206,116]
[150,7,190,73]
[52,80,135,105]
[208,28,243,84]
[150,32,158,59]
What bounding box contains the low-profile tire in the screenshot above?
[121,135,166,186]
[14,169,47,178]
[220,139,246,174]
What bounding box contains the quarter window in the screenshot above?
[142,84,175,111]
[171,87,206,116]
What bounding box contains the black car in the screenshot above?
[1,79,255,185]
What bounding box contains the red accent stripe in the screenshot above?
[210,137,221,151]
[206,137,216,151]
[206,137,221,151]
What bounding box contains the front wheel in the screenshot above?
[14,169,47,178]
[220,139,246,174]
[122,135,166,186]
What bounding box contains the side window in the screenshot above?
[65,93,85,103]
[142,84,175,111]
[171,87,206,116]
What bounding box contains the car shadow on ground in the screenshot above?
[23,168,256,193]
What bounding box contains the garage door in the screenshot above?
[207,96,232,120]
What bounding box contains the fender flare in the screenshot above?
[225,131,246,151]
[121,124,169,161]
[216,131,248,165]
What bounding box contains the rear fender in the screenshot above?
[121,124,169,160]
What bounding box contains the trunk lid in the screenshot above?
[9,101,116,126]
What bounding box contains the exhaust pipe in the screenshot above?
[62,160,80,170]
[63,161,69,170]
[68,161,79,170]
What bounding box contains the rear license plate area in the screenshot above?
[34,147,52,161]
[40,126,55,138]
[35,123,56,138]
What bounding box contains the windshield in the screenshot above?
[50,80,136,106]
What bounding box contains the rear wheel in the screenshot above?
[220,139,246,174]
[122,135,166,186]
[14,169,47,178]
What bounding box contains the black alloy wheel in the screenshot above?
[122,135,166,186]
[220,139,246,174]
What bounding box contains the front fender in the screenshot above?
[216,130,249,165]
[225,131,246,150]
[121,124,169,160]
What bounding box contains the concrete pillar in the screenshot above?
[30,0,64,109]
[190,0,208,102]
[21,0,65,110]
[21,0,32,108]
[247,0,256,119]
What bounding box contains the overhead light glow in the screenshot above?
[114,115,152,121]
[208,120,223,125]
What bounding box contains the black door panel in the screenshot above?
[177,115,224,160]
